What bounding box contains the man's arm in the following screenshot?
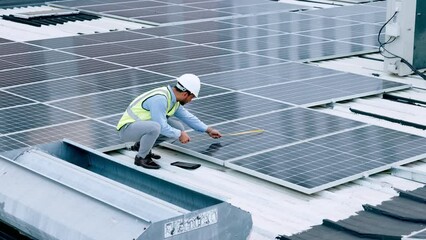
[174,106,221,138]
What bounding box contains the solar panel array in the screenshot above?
[1,0,425,194]
[49,0,308,24]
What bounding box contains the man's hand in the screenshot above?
[179,131,191,144]
[206,127,222,139]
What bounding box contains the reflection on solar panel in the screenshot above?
[1,1,424,194]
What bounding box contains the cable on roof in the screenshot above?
[378,11,426,80]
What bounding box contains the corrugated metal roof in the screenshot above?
[279,185,426,239]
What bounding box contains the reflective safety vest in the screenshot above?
[116,86,180,130]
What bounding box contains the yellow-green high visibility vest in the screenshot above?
[116,86,180,130]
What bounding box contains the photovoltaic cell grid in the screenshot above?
[227,125,426,193]
[169,107,367,161]
[0,2,424,194]
[49,0,308,24]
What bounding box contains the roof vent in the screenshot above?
[2,8,100,27]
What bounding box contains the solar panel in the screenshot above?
[142,59,235,77]
[80,1,167,12]
[49,90,136,118]
[168,27,281,44]
[6,77,110,102]
[337,12,386,24]
[59,43,139,58]
[74,69,173,89]
[217,2,306,15]
[0,50,84,66]
[7,120,122,150]
[201,70,285,90]
[252,40,376,62]
[98,114,122,127]
[0,103,84,134]
[0,136,29,153]
[114,38,191,51]
[0,67,63,88]
[135,10,233,24]
[166,31,237,44]
[220,12,315,26]
[255,17,357,33]
[0,59,21,70]
[0,42,45,56]
[168,107,366,161]
[225,125,426,193]
[80,31,152,42]
[170,121,297,164]
[206,34,327,52]
[184,92,293,122]
[303,4,383,17]
[28,36,103,48]
[298,24,382,40]
[171,21,241,32]
[226,126,425,193]
[154,45,234,60]
[243,73,409,106]
[242,62,340,81]
[341,34,384,47]
[33,59,125,77]
[99,51,186,67]
[196,53,285,70]
[0,91,34,108]
[108,4,204,17]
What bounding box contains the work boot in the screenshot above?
[148,150,161,160]
[130,142,161,159]
[134,155,160,169]
[130,141,140,151]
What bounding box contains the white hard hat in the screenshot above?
[176,73,201,97]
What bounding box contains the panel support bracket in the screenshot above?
[391,166,426,184]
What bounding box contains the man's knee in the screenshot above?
[150,122,161,135]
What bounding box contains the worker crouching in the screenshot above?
[116,73,221,169]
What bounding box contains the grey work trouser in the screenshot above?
[118,118,184,158]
